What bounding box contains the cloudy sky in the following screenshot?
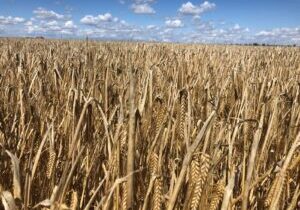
[0,0,299,44]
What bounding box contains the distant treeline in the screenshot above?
[24,36,45,39]
[232,43,298,47]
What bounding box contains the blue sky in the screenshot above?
[0,0,299,44]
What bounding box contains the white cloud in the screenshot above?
[233,24,240,30]
[25,18,77,36]
[120,20,128,25]
[24,21,33,26]
[79,13,140,39]
[179,20,253,44]
[131,3,155,14]
[165,19,184,28]
[230,24,249,33]
[193,15,201,21]
[0,16,25,25]
[98,13,113,21]
[256,31,274,36]
[201,1,216,11]
[33,7,69,21]
[80,13,118,25]
[255,27,300,44]
[64,20,77,29]
[80,15,96,25]
[147,25,157,30]
[179,1,216,15]
[45,20,58,27]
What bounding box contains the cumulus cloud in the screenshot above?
[79,26,140,40]
[146,25,157,30]
[177,20,252,44]
[45,20,58,27]
[131,3,155,14]
[0,16,25,25]
[25,19,77,36]
[64,20,77,29]
[77,11,252,44]
[231,24,249,32]
[79,13,138,39]
[24,21,33,26]
[255,27,300,44]
[165,19,184,28]
[233,24,240,30]
[193,15,201,21]
[78,18,256,44]
[33,7,70,21]
[179,1,216,15]
[22,9,77,36]
[0,16,25,35]
[80,13,119,26]
[256,31,274,37]
[256,28,300,38]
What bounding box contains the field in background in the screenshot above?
[0,39,300,210]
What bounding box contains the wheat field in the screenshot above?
[0,39,300,210]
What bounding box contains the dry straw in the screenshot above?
[0,39,299,210]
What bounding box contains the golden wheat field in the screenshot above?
[0,39,300,210]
